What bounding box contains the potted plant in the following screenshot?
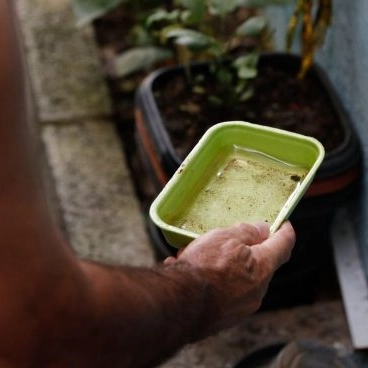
[134,0,362,308]
[71,0,178,130]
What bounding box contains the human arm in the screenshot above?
[0,1,295,367]
[77,221,294,368]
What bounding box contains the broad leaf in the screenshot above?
[215,67,233,85]
[130,24,155,46]
[175,0,206,23]
[239,87,254,101]
[113,47,173,77]
[71,0,126,26]
[239,0,292,8]
[237,65,257,78]
[233,53,259,79]
[233,53,259,67]
[166,29,217,52]
[236,16,267,37]
[146,9,181,28]
[208,0,240,16]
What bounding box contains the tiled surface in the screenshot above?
[15,0,153,267]
[159,300,352,368]
[42,120,154,266]
[16,0,111,123]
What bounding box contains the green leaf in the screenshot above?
[237,65,257,78]
[176,0,206,23]
[233,79,254,100]
[166,29,217,52]
[239,0,292,8]
[236,16,267,37]
[233,52,259,79]
[208,0,240,16]
[146,9,181,28]
[239,87,254,101]
[233,52,259,68]
[113,47,173,77]
[130,25,155,46]
[215,67,233,84]
[71,0,126,26]
[208,94,223,106]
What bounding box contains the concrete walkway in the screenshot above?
[14,0,354,367]
[15,0,154,266]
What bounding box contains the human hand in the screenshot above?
[164,221,295,335]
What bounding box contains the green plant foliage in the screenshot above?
[146,9,182,28]
[113,47,173,78]
[207,0,242,16]
[233,52,259,79]
[98,0,296,105]
[130,24,155,47]
[236,16,267,37]
[175,0,206,23]
[71,0,126,26]
[240,0,292,7]
[165,29,220,53]
[160,3,271,104]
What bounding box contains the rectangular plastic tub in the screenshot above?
[150,121,325,248]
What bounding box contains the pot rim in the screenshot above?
[136,52,362,179]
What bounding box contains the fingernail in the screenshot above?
[163,256,176,265]
[252,222,270,238]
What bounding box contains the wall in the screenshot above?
[266,0,368,271]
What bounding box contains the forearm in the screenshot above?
[0,2,207,366]
[0,0,53,226]
[80,260,209,368]
[0,0,37,188]
[0,2,295,367]
[0,0,73,258]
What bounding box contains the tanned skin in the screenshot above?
[0,1,295,367]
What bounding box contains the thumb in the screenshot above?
[255,221,295,270]
[163,256,177,265]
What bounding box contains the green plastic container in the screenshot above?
[150,121,325,248]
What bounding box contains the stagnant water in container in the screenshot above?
[173,146,308,234]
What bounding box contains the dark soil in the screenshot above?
[154,64,345,161]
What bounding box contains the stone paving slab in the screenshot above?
[14,0,153,267]
[42,120,154,266]
[159,300,352,368]
[15,0,111,123]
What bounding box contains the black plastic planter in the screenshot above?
[134,53,363,308]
